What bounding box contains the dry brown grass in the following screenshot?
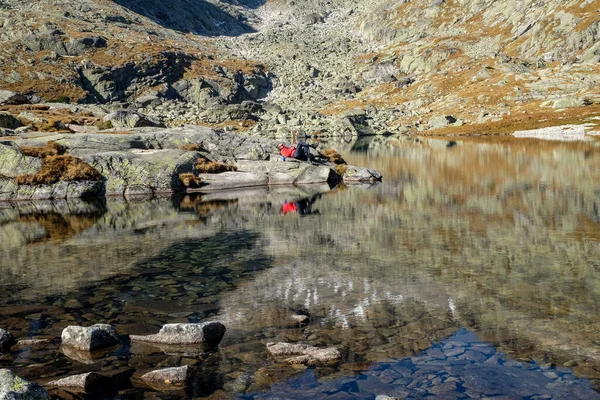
[179,173,202,187]
[179,143,204,151]
[322,148,347,165]
[195,158,237,173]
[335,164,348,176]
[19,141,67,158]
[15,155,102,185]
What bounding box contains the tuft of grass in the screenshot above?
[179,173,202,188]
[50,96,71,104]
[20,141,67,158]
[322,148,347,165]
[95,120,113,130]
[195,158,237,173]
[335,164,348,176]
[179,143,204,151]
[15,155,102,186]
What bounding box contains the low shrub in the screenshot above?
[179,143,204,151]
[335,164,348,176]
[15,155,102,185]
[322,148,347,165]
[19,141,67,158]
[179,173,202,188]
[195,158,237,173]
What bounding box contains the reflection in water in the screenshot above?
[0,136,599,398]
[245,329,600,399]
[281,194,322,216]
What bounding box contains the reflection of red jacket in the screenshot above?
[280,145,296,158]
[281,202,298,215]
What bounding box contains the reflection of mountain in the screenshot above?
[1,137,600,395]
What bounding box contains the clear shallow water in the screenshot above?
[0,136,599,399]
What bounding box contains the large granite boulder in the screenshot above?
[103,111,164,129]
[0,369,50,399]
[130,322,226,346]
[1,127,382,199]
[81,149,199,196]
[61,324,120,351]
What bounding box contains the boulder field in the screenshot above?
[0,126,381,201]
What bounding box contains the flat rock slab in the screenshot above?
[0,369,50,399]
[130,322,226,346]
[266,342,341,365]
[61,324,120,351]
[46,372,104,393]
[141,366,190,387]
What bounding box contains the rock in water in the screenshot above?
[0,330,13,351]
[130,322,226,346]
[0,369,50,399]
[141,366,190,387]
[46,372,104,393]
[61,324,120,351]
[266,342,341,365]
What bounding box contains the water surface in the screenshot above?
[1,136,599,399]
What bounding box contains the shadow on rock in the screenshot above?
[112,0,257,36]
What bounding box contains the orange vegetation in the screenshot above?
[195,158,237,173]
[15,155,102,185]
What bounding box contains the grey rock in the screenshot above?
[103,111,164,128]
[0,112,21,130]
[130,322,226,346]
[0,330,13,351]
[141,366,190,387]
[46,372,104,392]
[552,97,590,109]
[342,166,383,183]
[429,115,458,129]
[0,369,50,399]
[0,90,28,106]
[61,324,120,351]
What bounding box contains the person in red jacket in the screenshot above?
[277,142,317,162]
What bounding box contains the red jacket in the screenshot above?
[281,202,298,215]
[279,145,296,158]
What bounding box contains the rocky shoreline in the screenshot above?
[0,125,381,201]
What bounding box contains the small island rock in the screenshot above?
[130,322,226,346]
[61,324,120,351]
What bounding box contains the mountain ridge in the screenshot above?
[1,0,600,136]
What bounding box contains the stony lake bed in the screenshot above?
[0,134,599,399]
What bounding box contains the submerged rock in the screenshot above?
[141,366,190,387]
[0,369,50,399]
[266,342,341,365]
[61,324,120,351]
[0,330,13,351]
[130,322,226,346]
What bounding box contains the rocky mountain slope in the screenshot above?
[1,0,600,137]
